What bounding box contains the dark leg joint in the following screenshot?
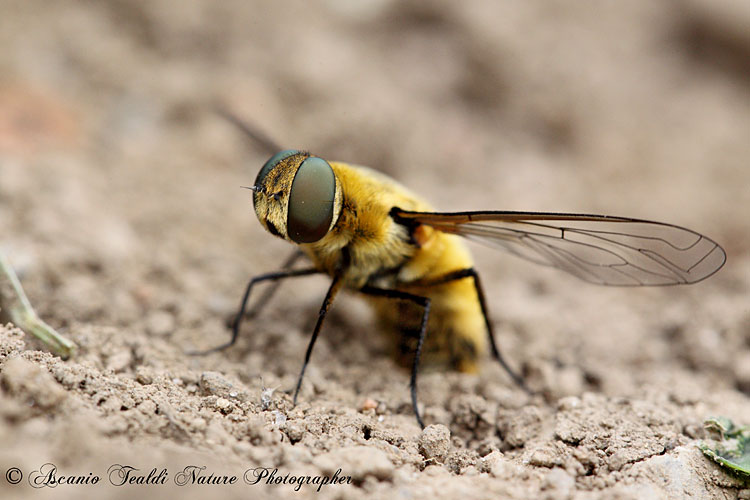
[188,266,320,356]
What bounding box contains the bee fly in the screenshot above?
[195,112,726,428]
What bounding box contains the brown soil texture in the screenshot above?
[1,1,749,499]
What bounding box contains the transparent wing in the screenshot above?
[392,209,726,286]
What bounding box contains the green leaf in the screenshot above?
[699,417,750,479]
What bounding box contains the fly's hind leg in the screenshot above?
[410,268,531,394]
[360,285,430,429]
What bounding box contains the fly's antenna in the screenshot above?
[214,104,283,155]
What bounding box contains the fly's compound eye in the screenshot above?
[287,156,335,243]
[255,149,300,189]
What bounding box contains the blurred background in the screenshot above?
[1,0,748,370]
[1,0,748,344]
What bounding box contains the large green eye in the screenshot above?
[287,157,335,243]
[255,149,299,188]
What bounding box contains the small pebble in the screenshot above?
[480,450,510,478]
[214,397,233,414]
[542,467,575,495]
[1,357,67,410]
[199,371,233,396]
[314,446,393,481]
[418,424,451,463]
[361,398,378,411]
[272,410,287,426]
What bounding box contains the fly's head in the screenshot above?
[252,150,342,244]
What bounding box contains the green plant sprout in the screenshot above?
[0,252,75,358]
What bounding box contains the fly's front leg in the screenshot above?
[409,268,531,394]
[292,275,345,405]
[189,264,321,355]
[241,250,305,321]
[360,285,431,429]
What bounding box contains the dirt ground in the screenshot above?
[1,1,749,498]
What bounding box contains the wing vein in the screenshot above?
[392,209,725,286]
